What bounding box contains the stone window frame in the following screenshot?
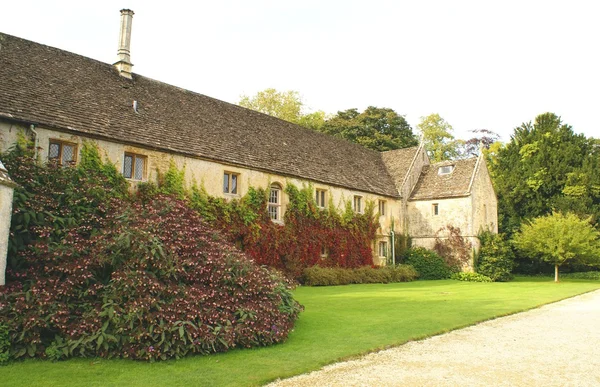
[315,188,327,209]
[353,195,363,214]
[268,182,283,223]
[378,199,386,216]
[432,203,439,216]
[48,139,77,165]
[123,152,147,181]
[223,171,240,196]
[378,240,388,258]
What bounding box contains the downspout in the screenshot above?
[390,230,395,266]
[29,124,38,160]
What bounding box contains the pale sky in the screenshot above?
[2,0,599,142]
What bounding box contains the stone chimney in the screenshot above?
[114,9,135,79]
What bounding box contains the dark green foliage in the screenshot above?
[320,107,418,151]
[560,272,600,280]
[301,265,418,286]
[0,324,9,364]
[450,272,492,282]
[403,247,452,280]
[490,113,600,235]
[0,196,302,361]
[475,231,515,282]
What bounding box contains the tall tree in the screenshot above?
[238,88,325,130]
[320,107,418,151]
[490,112,599,235]
[417,114,463,162]
[462,129,501,158]
[513,212,600,282]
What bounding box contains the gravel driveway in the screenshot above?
[268,290,600,386]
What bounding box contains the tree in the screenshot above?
[490,113,599,236]
[320,107,418,151]
[417,113,463,162]
[513,212,600,282]
[238,88,326,130]
[462,129,501,158]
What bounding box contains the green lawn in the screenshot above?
[2,277,599,386]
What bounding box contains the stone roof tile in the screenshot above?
[409,158,477,200]
[0,33,401,197]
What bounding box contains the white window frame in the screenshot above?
[320,246,328,258]
[315,189,327,209]
[123,152,147,181]
[268,183,282,222]
[223,172,240,195]
[48,139,77,165]
[438,165,455,175]
[353,195,363,214]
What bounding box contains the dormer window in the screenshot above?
[438,165,454,175]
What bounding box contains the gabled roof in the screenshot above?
[409,158,478,200]
[0,33,401,197]
[381,146,419,194]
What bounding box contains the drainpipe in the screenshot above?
[390,230,395,266]
[29,124,38,159]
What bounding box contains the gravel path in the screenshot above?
[268,290,600,386]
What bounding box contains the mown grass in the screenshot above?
[2,277,599,386]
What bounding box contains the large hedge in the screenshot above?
[475,231,515,281]
[0,143,302,361]
[403,247,453,280]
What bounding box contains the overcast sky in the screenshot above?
[2,0,598,142]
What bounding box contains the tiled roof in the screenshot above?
[0,33,400,197]
[381,146,419,194]
[409,158,478,200]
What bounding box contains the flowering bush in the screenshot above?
[0,145,302,361]
[0,196,302,361]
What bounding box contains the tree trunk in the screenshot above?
[555,265,559,283]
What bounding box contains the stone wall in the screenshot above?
[1,121,402,265]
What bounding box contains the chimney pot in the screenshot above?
[114,9,135,79]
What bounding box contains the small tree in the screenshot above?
[513,212,600,282]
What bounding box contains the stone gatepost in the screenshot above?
[0,159,17,286]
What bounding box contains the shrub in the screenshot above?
[0,324,9,364]
[560,272,600,280]
[433,225,472,271]
[0,196,302,361]
[475,231,515,281]
[403,247,452,280]
[451,272,492,282]
[301,265,417,286]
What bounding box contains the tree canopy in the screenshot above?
[490,112,600,235]
[238,88,326,130]
[320,107,418,151]
[513,212,600,282]
[417,113,463,162]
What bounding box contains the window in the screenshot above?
[353,196,363,213]
[320,246,328,258]
[378,200,386,216]
[315,189,327,209]
[223,172,239,195]
[438,165,454,175]
[123,153,147,180]
[268,183,282,221]
[379,241,388,257]
[48,140,77,165]
[433,203,439,216]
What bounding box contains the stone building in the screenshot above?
[0,10,497,268]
